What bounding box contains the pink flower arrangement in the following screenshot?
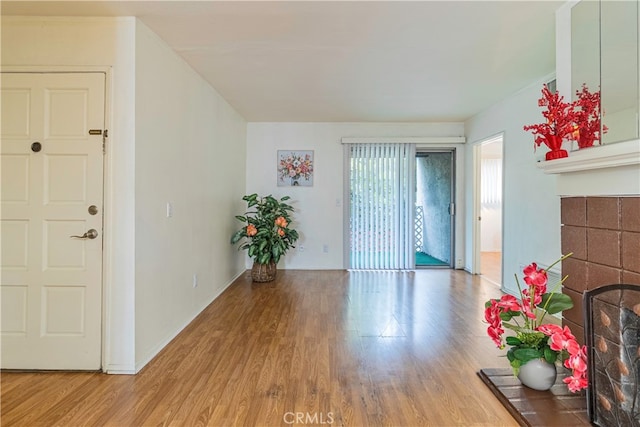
[484,253,588,393]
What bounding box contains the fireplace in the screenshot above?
[480,129,640,424]
[560,196,640,425]
[561,196,640,345]
[584,284,640,426]
[477,195,639,425]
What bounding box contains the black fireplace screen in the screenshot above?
[584,284,640,426]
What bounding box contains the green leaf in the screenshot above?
[513,348,543,364]
[543,347,558,364]
[505,336,522,346]
[500,311,519,322]
[230,229,245,244]
[234,215,247,222]
[541,293,574,315]
[509,358,522,373]
[255,229,269,237]
[258,252,271,264]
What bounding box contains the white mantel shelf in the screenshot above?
[537,139,640,174]
[537,139,640,197]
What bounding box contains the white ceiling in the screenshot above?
[2,1,563,122]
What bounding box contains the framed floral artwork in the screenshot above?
[277,150,314,187]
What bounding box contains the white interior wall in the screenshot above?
[2,16,138,373]
[134,21,247,370]
[2,17,248,373]
[480,208,502,252]
[246,123,465,269]
[465,76,561,295]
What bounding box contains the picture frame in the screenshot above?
[277,150,314,187]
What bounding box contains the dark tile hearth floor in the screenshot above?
[478,368,590,426]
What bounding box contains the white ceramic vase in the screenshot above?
[517,359,557,391]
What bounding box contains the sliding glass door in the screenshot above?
[348,143,415,270]
[415,151,454,268]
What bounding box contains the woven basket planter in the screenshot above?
[251,261,277,282]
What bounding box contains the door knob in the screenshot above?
[70,229,98,239]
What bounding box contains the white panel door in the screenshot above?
[1,72,105,370]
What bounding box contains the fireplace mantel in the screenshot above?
[537,139,640,197]
[537,139,640,174]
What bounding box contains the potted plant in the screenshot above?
[523,84,577,160]
[568,83,607,149]
[484,253,588,392]
[230,193,299,282]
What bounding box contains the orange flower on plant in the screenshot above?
[277,228,285,237]
[246,224,257,236]
[275,216,288,228]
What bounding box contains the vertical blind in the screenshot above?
[481,158,502,206]
[348,143,416,270]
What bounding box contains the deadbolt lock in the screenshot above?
[88,205,98,215]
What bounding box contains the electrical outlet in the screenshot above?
[322,244,329,253]
[166,202,173,218]
[299,245,305,252]
[192,274,198,288]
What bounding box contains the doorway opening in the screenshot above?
[474,135,503,285]
[415,150,454,268]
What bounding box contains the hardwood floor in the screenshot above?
[480,251,502,286]
[1,270,518,426]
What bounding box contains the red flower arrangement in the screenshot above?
[524,83,607,160]
[523,84,576,161]
[484,254,588,393]
[568,84,607,149]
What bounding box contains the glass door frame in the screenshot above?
[415,148,456,269]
